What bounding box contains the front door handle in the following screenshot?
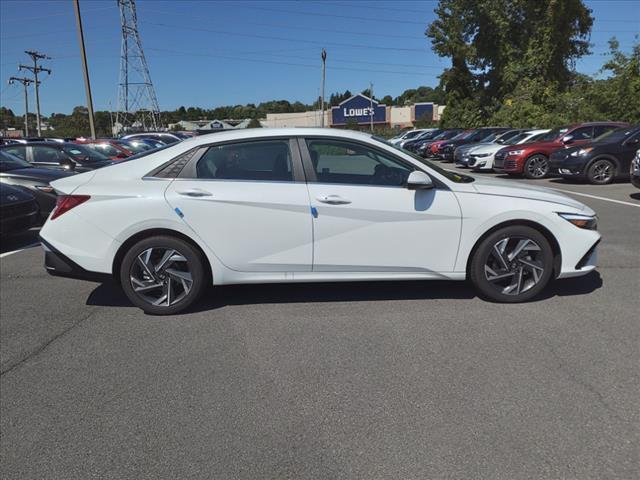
[316,194,351,205]
[177,189,213,198]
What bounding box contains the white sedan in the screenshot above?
[41,128,600,314]
[467,129,550,171]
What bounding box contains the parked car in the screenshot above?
[0,183,39,237]
[398,129,438,149]
[631,149,640,189]
[76,139,134,160]
[121,138,166,152]
[41,128,600,314]
[121,132,184,144]
[402,129,444,152]
[493,122,628,179]
[467,129,550,171]
[0,142,113,172]
[418,129,466,158]
[389,128,432,146]
[549,125,640,184]
[438,128,512,163]
[0,150,75,221]
[454,129,525,167]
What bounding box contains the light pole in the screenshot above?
[320,48,326,128]
[369,82,374,132]
[8,76,35,137]
[73,0,96,139]
[20,51,51,136]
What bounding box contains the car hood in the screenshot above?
[3,167,75,182]
[468,175,587,210]
[501,140,559,152]
[468,143,503,155]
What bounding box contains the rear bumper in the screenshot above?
[41,237,112,282]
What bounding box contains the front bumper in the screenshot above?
[493,153,524,173]
[549,152,585,177]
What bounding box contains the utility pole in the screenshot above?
[320,48,326,128]
[8,76,36,137]
[73,0,96,139]
[19,51,51,136]
[369,82,374,132]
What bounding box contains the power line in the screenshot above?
[213,1,430,25]
[141,21,430,52]
[145,47,438,77]
[0,4,115,23]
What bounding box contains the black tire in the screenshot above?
[120,235,207,315]
[523,154,549,179]
[586,158,616,185]
[469,225,554,303]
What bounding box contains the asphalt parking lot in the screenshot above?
[1,173,638,479]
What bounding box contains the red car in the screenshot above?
[493,122,628,179]
[428,130,472,157]
[75,140,134,161]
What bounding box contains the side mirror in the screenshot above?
[626,137,639,146]
[406,170,433,190]
[562,135,574,144]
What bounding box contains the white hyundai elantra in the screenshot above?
[40,128,600,314]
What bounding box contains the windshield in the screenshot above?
[61,144,110,162]
[119,141,149,153]
[0,150,32,170]
[538,127,569,142]
[85,143,123,157]
[495,130,522,144]
[593,126,639,143]
[468,130,497,142]
[372,136,475,184]
[504,133,529,145]
[119,142,173,162]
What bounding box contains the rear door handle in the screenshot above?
[316,194,351,205]
[177,189,213,198]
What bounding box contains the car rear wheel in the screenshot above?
[469,226,554,303]
[120,236,207,315]
[586,159,616,185]
[523,155,549,179]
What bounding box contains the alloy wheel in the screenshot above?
[484,237,545,296]
[525,156,549,178]
[590,160,614,184]
[129,247,193,307]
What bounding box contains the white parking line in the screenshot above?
[0,242,41,259]
[546,187,640,208]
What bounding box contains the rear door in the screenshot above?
[165,138,313,272]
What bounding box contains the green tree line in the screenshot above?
[427,0,639,127]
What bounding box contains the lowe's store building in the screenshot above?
[261,94,444,129]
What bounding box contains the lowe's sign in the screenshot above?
[331,94,387,126]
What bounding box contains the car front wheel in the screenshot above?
[120,236,207,315]
[586,158,616,185]
[523,154,549,179]
[469,226,554,303]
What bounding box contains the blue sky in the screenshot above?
[1,0,638,115]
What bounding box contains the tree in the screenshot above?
[247,118,262,128]
[427,0,594,125]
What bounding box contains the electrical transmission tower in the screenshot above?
[116,0,161,133]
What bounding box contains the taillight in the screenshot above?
[50,195,90,220]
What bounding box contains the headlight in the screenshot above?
[557,212,598,230]
[507,150,524,156]
[570,147,594,157]
[473,152,490,158]
[34,185,55,193]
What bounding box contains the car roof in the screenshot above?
[170,127,376,149]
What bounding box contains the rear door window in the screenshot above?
[196,140,293,181]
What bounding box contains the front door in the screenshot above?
[165,139,312,272]
[301,137,462,273]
